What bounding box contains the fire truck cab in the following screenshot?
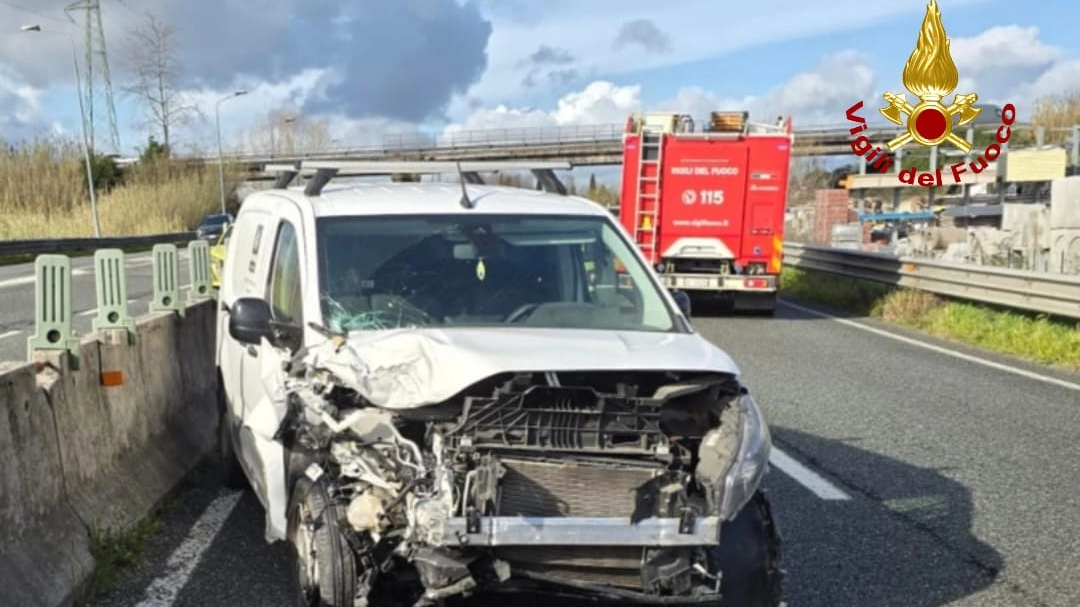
[619,110,794,315]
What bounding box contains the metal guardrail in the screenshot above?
[782,242,1080,319]
[0,231,196,257]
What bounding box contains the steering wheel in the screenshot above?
[504,302,539,323]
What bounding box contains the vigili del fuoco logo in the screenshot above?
[844,0,1016,187]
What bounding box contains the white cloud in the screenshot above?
[445,23,1080,137]
[0,0,492,126]
[465,0,992,108]
[950,25,1061,73]
[1023,60,1080,101]
[445,81,643,133]
[444,50,878,135]
[0,64,46,138]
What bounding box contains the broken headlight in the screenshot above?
[717,393,772,521]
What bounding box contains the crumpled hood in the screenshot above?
[306,327,741,409]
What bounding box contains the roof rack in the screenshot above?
[264,163,300,189]
[263,160,574,197]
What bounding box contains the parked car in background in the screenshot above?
[209,222,232,289]
[196,212,234,243]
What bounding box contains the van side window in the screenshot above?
[266,221,303,325]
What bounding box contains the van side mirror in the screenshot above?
[670,289,691,318]
[228,297,273,345]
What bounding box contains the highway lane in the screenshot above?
[0,250,193,362]
[80,300,1080,606]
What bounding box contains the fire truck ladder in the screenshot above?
[634,128,664,263]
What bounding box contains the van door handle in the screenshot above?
[246,345,258,357]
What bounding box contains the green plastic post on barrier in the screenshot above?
[91,248,136,341]
[187,240,212,303]
[149,243,183,317]
[27,254,81,368]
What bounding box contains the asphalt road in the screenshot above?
[0,250,193,362]
[51,296,1080,606]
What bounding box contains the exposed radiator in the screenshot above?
[496,458,659,518]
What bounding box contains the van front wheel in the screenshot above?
[287,477,357,607]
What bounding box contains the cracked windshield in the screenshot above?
[314,214,676,333]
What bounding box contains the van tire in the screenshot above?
[287,477,357,607]
[710,490,786,607]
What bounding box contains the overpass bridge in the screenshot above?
[185,120,1043,173]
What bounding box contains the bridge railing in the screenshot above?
[172,120,1076,163]
[385,123,629,151]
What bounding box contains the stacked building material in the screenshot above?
[812,189,855,245]
[1050,177,1080,273]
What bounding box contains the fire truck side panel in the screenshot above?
[657,138,751,263]
[740,135,793,274]
[619,134,643,241]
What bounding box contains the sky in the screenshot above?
[0,0,1077,167]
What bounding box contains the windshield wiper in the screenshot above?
[307,321,342,339]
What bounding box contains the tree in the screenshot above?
[121,12,199,154]
[247,107,336,156]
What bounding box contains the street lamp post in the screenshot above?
[270,116,296,157]
[215,90,248,214]
[21,24,101,238]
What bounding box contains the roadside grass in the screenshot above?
[75,456,217,603]
[780,267,1080,372]
[84,516,161,598]
[0,137,244,241]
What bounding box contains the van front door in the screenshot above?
[237,212,306,541]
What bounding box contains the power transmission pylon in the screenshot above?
[65,0,121,154]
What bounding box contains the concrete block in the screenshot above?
[44,300,218,533]
[1050,176,1080,230]
[0,360,94,607]
[1049,228,1080,274]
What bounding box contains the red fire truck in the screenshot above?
[619,110,794,314]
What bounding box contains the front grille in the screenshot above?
[497,458,659,518]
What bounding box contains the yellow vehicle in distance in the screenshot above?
[209,223,232,289]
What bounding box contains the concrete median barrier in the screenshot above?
[42,302,217,532]
[0,360,95,607]
[0,244,219,607]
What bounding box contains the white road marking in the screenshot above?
[780,300,1080,393]
[0,276,35,289]
[0,250,190,290]
[134,490,243,607]
[77,309,97,317]
[769,447,851,500]
[0,330,21,340]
